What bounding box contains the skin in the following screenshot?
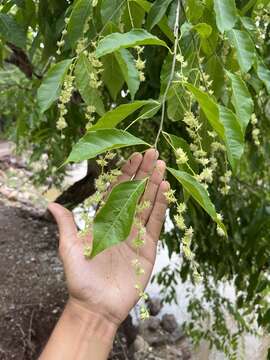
[39,149,169,360]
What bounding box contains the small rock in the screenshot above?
[161,314,178,334]
[147,297,162,316]
[166,345,183,360]
[132,335,149,353]
[143,329,170,347]
[169,328,185,343]
[146,316,160,332]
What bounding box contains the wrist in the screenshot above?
[65,298,118,345]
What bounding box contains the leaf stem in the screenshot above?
[154,0,181,149]
[127,0,134,28]
[124,103,161,131]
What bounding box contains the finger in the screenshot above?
[105,153,143,202]
[139,160,166,225]
[146,181,170,241]
[110,153,143,190]
[48,203,77,248]
[134,148,159,180]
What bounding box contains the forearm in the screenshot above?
[39,299,117,360]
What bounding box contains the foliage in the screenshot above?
[1,0,270,357]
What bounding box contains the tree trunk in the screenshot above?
[43,160,99,221]
[55,160,100,210]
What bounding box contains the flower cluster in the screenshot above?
[216,213,226,237]
[219,170,232,196]
[135,46,146,82]
[56,17,69,55]
[164,189,177,204]
[85,105,96,130]
[175,148,188,165]
[183,111,214,188]
[251,113,260,147]
[75,15,92,55]
[182,109,229,194]
[174,202,187,231]
[87,50,104,89]
[79,153,120,255]
[183,112,202,157]
[132,200,151,320]
[255,3,270,43]
[174,200,202,283]
[199,70,214,96]
[56,71,74,133]
[165,188,202,283]
[175,52,188,83]
[176,54,187,68]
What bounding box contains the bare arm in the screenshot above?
[39,300,116,360]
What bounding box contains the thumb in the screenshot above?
[48,203,77,248]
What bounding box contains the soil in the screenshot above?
[0,201,66,360]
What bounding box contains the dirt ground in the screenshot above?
[0,201,67,359]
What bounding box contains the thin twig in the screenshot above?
[180,2,209,92]
[80,0,126,55]
[154,0,181,149]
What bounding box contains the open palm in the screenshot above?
[48,149,169,326]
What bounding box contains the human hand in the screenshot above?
[48,149,169,328]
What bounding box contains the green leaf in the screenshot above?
[186,83,224,139]
[240,17,257,32]
[66,129,148,163]
[92,179,147,258]
[102,53,125,101]
[75,53,105,116]
[163,132,198,174]
[186,0,204,23]
[186,84,244,172]
[193,23,212,39]
[227,71,254,133]
[37,59,73,113]
[167,85,186,121]
[131,0,174,41]
[100,0,125,25]
[219,105,245,173]
[257,62,270,94]
[213,0,237,33]
[65,0,93,49]
[146,0,173,30]
[228,29,256,73]
[0,13,26,48]
[167,167,226,233]
[138,102,161,119]
[240,0,257,15]
[90,100,156,130]
[115,49,140,100]
[95,29,168,58]
[122,1,145,30]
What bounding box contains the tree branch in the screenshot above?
[5,43,41,79]
[154,0,181,148]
